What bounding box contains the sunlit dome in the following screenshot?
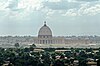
[38,21,52,36]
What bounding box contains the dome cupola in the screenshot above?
[38,21,52,38]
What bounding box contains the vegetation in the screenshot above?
[0,47,100,66]
[14,43,20,48]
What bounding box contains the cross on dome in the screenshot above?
[44,21,46,26]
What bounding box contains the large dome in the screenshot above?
[38,22,52,36]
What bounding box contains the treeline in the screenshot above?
[0,47,100,66]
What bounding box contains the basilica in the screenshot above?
[33,22,65,44]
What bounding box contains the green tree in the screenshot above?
[14,43,20,48]
[30,44,36,51]
[31,44,36,48]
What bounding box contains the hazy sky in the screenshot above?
[0,0,100,36]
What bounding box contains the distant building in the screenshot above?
[33,21,65,44]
